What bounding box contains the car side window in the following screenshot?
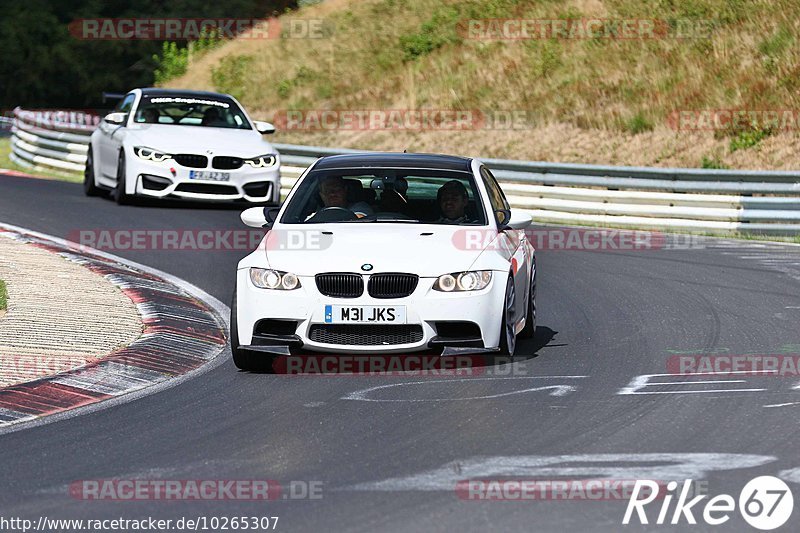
[480,167,510,225]
[115,94,135,115]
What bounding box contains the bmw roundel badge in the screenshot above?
[361,263,373,271]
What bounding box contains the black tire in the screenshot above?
[520,262,537,339]
[499,276,517,356]
[113,151,131,205]
[83,147,101,197]
[230,287,275,372]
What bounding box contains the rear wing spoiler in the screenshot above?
[102,92,125,104]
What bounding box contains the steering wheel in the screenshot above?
[305,207,359,223]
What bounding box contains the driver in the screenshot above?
[313,175,373,218]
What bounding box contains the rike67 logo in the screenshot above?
[624,476,794,530]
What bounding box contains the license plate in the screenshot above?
[188,170,230,181]
[324,305,406,324]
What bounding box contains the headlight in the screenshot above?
[433,270,492,292]
[134,146,172,162]
[244,154,278,168]
[249,268,301,290]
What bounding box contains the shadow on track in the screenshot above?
[234,326,561,375]
[513,326,561,364]
[97,191,274,211]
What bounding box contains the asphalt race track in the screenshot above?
[1,174,800,531]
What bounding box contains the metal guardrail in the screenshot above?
[0,116,12,138]
[9,107,800,235]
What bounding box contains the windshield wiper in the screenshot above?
[361,218,421,223]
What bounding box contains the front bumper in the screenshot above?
[235,269,507,354]
[128,157,281,203]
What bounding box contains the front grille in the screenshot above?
[212,156,244,170]
[309,324,423,345]
[173,154,208,168]
[174,182,237,195]
[315,273,363,298]
[367,273,419,299]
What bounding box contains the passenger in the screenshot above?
[141,108,159,124]
[436,180,473,223]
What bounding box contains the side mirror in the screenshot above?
[254,121,276,134]
[265,207,280,225]
[240,206,280,228]
[501,209,533,231]
[104,112,127,125]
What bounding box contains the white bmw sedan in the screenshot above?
[84,88,280,205]
[231,153,536,371]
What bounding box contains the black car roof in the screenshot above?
[312,152,474,171]
[138,88,233,99]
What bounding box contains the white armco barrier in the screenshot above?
[10,107,800,235]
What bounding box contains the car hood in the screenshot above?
[263,224,496,277]
[125,125,274,157]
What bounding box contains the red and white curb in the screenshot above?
[0,168,38,178]
[0,223,229,432]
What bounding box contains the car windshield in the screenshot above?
[280,168,488,225]
[132,94,251,130]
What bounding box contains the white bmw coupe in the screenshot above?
[231,153,536,371]
[84,88,280,205]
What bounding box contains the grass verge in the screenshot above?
[0,279,7,313]
[165,0,800,169]
[0,137,83,183]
